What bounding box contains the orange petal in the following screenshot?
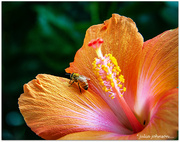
[59,131,137,140]
[137,88,178,140]
[59,131,121,140]
[18,74,132,140]
[65,13,144,116]
[134,28,178,123]
[141,28,178,94]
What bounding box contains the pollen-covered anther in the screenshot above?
[90,38,126,99]
[119,75,125,83]
[123,87,126,92]
[118,84,122,88]
[111,82,115,88]
[109,93,115,99]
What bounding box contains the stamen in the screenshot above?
[88,38,126,99]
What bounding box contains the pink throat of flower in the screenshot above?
[88,38,144,133]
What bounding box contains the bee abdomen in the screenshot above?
[84,85,88,90]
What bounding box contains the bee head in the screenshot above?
[70,73,74,79]
[70,73,79,79]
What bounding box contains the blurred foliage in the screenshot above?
[2,1,178,140]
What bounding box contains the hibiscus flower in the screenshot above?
[18,14,178,140]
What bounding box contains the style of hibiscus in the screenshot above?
[18,14,178,140]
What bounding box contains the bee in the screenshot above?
[69,73,90,93]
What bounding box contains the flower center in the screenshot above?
[89,38,126,99]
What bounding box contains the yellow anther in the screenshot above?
[95,72,100,76]
[98,76,102,81]
[102,67,108,73]
[98,64,101,68]
[108,54,112,58]
[120,94,123,97]
[106,74,110,78]
[112,68,116,72]
[109,73,112,77]
[102,86,107,91]
[105,69,108,73]
[102,66,108,72]
[107,74,113,81]
[119,75,124,82]
[109,93,113,97]
[116,72,119,76]
[113,61,118,66]
[108,93,115,99]
[100,81,104,86]
[123,87,126,92]
[115,66,121,72]
[106,75,111,80]
[111,82,114,87]
[94,67,99,71]
[110,56,118,66]
[107,62,111,67]
[104,88,109,92]
[118,84,122,88]
[101,65,105,68]
[110,80,114,86]
[99,80,103,84]
[110,78,114,83]
[109,56,113,61]
[92,62,96,67]
[110,56,114,60]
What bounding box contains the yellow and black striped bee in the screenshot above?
[69,73,90,93]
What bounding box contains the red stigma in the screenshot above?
[97,38,104,44]
[88,38,104,49]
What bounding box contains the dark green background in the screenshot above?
[2,1,178,140]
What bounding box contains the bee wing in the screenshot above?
[86,77,90,81]
[80,75,90,81]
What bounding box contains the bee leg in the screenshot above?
[69,79,71,84]
[69,78,73,84]
[78,82,82,94]
[69,80,74,87]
